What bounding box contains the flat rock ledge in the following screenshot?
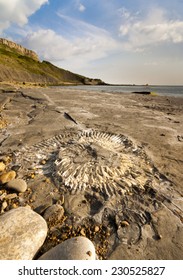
[39,236,96,260]
[0,207,48,260]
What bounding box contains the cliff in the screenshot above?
[0,38,105,86]
[0,38,39,61]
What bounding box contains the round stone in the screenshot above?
[38,236,96,260]
[6,178,27,193]
[43,204,64,222]
[0,207,48,260]
[94,225,100,233]
[0,170,16,184]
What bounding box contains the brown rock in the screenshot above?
[94,226,100,232]
[0,162,6,172]
[0,170,16,184]
[43,204,64,222]
[80,228,86,236]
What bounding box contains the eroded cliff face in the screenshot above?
[0,38,39,61]
[0,38,105,85]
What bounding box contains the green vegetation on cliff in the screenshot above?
[0,39,105,86]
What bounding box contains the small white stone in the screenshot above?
[1,201,8,211]
[39,236,96,260]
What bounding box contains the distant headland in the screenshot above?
[0,38,106,87]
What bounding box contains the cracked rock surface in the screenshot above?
[0,86,183,259]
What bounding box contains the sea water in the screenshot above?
[62,85,183,98]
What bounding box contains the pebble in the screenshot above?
[6,179,27,193]
[94,225,100,232]
[0,170,16,184]
[43,204,64,222]
[0,207,48,260]
[121,221,130,227]
[1,201,8,211]
[0,193,6,200]
[1,156,11,164]
[5,193,17,200]
[80,228,86,236]
[11,203,18,209]
[57,194,64,205]
[39,236,96,260]
[0,162,6,172]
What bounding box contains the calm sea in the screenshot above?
[63,85,183,98]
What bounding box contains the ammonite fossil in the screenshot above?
[13,129,162,197]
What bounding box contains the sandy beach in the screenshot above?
[0,85,183,259]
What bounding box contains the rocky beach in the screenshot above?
[0,84,182,260]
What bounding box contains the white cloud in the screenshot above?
[118,7,131,20]
[22,29,72,60]
[0,0,48,34]
[73,0,85,13]
[119,7,183,51]
[21,20,119,71]
[78,3,85,12]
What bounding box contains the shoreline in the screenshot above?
[0,86,183,260]
[1,82,183,99]
[53,84,183,98]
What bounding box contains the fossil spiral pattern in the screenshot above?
[13,130,159,196]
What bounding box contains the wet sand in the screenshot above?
[0,86,183,259]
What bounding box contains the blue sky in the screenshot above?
[0,0,183,85]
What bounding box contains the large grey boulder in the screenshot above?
[39,236,96,260]
[0,207,48,260]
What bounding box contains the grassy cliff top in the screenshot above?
[0,39,104,86]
